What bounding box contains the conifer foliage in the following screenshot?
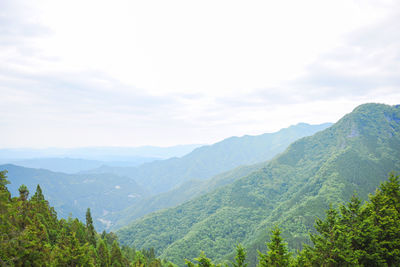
[258,227,290,267]
[0,170,169,266]
[185,173,400,267]
[299,173,400,266]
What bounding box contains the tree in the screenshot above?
[32,184,45,202]
[359,173,400,265]
[0,170,9,189]
[132,250,146,267]
[18,184,29,201]
[0,170,10,215]
[86,208,97,246]
[232,244,247,267]
[185,251,221,267]
[300,173,400,266]
[258,226,290,267]
[97,238,110,267]
[110,240,123,266]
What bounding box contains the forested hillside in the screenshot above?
[117,103,400,265]
[0,170,168,266]
[87,123,331,194]
[1,164,148,231]
[107,162,264,230]
[2,168,399,266]
[185,173,400,266]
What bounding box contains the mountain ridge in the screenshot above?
[116,103,400,266]
[87,122,332,194]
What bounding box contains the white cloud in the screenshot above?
[0,0,399,148]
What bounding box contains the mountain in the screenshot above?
[116,103,400,266]
[106,162,264,230]
[0,123,330,232]
[1,157,159,174]
[0,144,201,162]
[0,164,148,230]
[87,123,332,194]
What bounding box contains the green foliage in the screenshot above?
[301,173,400,266]
[95,123,331,196]
[87,207,97,246]
[232,244,247,267]
[257,227,290,267]
[18,184,29,201]
[0,169,156,266]
[117,103,400,265]
[97,238,110,267]
[1,164,148,231]
[111,240,124,266]
[185,251,222,267]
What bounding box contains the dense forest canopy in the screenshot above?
[2,168,400,266]
[0,170,171,267]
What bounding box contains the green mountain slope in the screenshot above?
[106,162,264,230]
[116,103,400,266]
[1,164,148,231]
[88,123,332,194]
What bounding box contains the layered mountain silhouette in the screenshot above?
[86,123,332,194]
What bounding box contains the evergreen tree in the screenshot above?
[132,250,146,267]
[97,238,110,267]
[232,244,247,267]
[185,251,221,267]
[110,240,123,266]
[18,184,29,201]
[258,227,290,267]
[86,207,97,246]
[359,173,400,265]
[0,168,136,267]
[32,184,45,202]
[301,173,400,266]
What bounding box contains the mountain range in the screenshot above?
[86,123,332,194]
[0,122,330,231]
[116,103,400,266]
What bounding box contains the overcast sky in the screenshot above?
[1,0,399,148]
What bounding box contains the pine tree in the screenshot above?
[18,184,29,201]
[232,243,247,267]
[359,173,400,265]
[97,238,110,267]
[185,251,221,267]
[86,208,97,246]
[258,227,290,267]
[110,240,123,266]
[32,184,45,202]
[132,250,146,267]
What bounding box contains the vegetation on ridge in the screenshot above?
[185,173,400,266]
[116,103,400,265]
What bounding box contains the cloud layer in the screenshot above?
[1,0,399,148]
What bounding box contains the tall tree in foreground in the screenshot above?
[86,207,97,246]
[258,226,291,267]
[110,240,123,267]
[232,244,247,267]
[97,238,110,267]
[185,251,221,267]
[302,173,400,266]
[1,169,147,266]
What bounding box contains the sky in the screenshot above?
[1,0,399,148]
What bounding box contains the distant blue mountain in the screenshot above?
[0,143,202,161]
[87,123,332,194]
